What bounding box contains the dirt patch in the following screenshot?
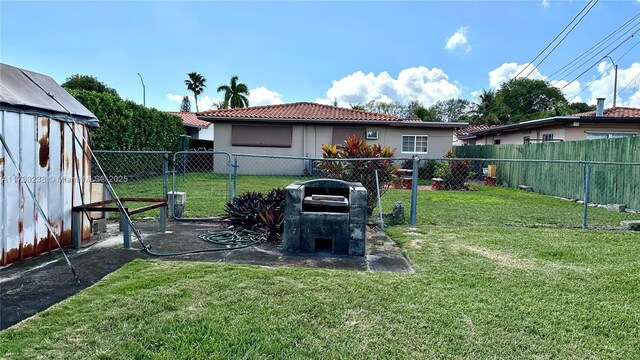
[454,244,537,270]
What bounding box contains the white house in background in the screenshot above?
[168,112,214,148]
[457,100,640,146]
[197,102,467,175]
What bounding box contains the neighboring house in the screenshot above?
[453,125,499,146]
[197,102,467,175]
[168,111,214,149]
[459,101,640,146]
[1,63,98,265]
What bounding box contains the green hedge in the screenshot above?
[69,89,184,151]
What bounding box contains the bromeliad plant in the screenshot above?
[318,135,399,215]
[224,189,285,243]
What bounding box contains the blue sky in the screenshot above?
[2,1,639,111]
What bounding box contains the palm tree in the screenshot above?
[184,72,206,112]
[470,89,502,125]
[217,75,249,108]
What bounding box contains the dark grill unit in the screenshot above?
[283,179,367,256]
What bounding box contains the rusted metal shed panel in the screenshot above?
[2,111,22,265]
[0,111,92,265]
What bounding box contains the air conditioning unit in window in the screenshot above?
[366,130,378,140]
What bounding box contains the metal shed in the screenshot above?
[0,63,98,265]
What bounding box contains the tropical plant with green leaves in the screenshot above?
[217,75,250,108]
[318,135,398,215]
[184,72,206,112]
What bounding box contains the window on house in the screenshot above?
[523,136,531,145]
[493,139,501,145]
[231,125,293,147]
[542,134,554,142]
[332,127,366,144]
[586,132,638,140]
[401,135,428,153]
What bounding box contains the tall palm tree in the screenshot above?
[184,72,206,112]
[217,75,249,109]
[470,89,502,125]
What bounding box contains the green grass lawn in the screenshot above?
[114,174,638,227]
[2,226,639,358]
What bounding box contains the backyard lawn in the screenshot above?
[1,226,639,358]
[2,176,639,358]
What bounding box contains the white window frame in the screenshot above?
[401,135,429,154]
[586,131,638,140]
[542,133,554,142]
[366,130,379,140]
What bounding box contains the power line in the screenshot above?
[548,13,640,81]
[523,0,599,78]
[514,0,597,80]
[567,40,640,102]
[555,24,639,83]
[561,31,639,90]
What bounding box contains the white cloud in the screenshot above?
[551,79,582,103]
[542,0,550,9]
[247,87,284,106]
[317,67,462,107]
[488,62,545,88]
[168,86,284,110]
[445,27,471,53]
[585,61,640,106]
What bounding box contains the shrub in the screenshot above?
[224,189,285,243]
[401,159,439,180]
[317,135,398,215]
[435,150,473,190]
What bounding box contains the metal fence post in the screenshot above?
[162,153,168,202]
[582,162,591,229]
[233,155,239,199]
[410,156,419,225]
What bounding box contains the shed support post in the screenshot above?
[72,211,81,250]
[159,206,166,233]
[121,210,131,250]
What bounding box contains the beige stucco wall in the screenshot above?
[475,123,640,145]
[214,122,457,175]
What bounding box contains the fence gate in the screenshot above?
[171,151,232,220]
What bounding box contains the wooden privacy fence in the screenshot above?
[453,137,640,210]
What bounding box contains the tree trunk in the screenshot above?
[194,92,199,112]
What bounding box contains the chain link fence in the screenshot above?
[413,157,640,229]
[171,151,232,220]
[90,150,639,230]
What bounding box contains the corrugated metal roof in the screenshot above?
[0,63,99,127]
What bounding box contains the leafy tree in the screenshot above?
[469,89,504,125]
[428,98,474,122]
[318,135,398,215]
[217,75,250,108]
[68,89,184,151]
[184,72,206,112]
[180,96,191,112]
[408,100,437,121]
[62,74,119,97]
[351,100,412,118]
[565,102,596,114]
[495,78,567,123]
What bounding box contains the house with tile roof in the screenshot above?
[197,102,467,175]
[168,112,214,148]
[457,100,640,146]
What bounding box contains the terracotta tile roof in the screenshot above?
[454,124,499,138]
[573,107,640,118]
[197,102,421,122]
[168,112,211,128]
